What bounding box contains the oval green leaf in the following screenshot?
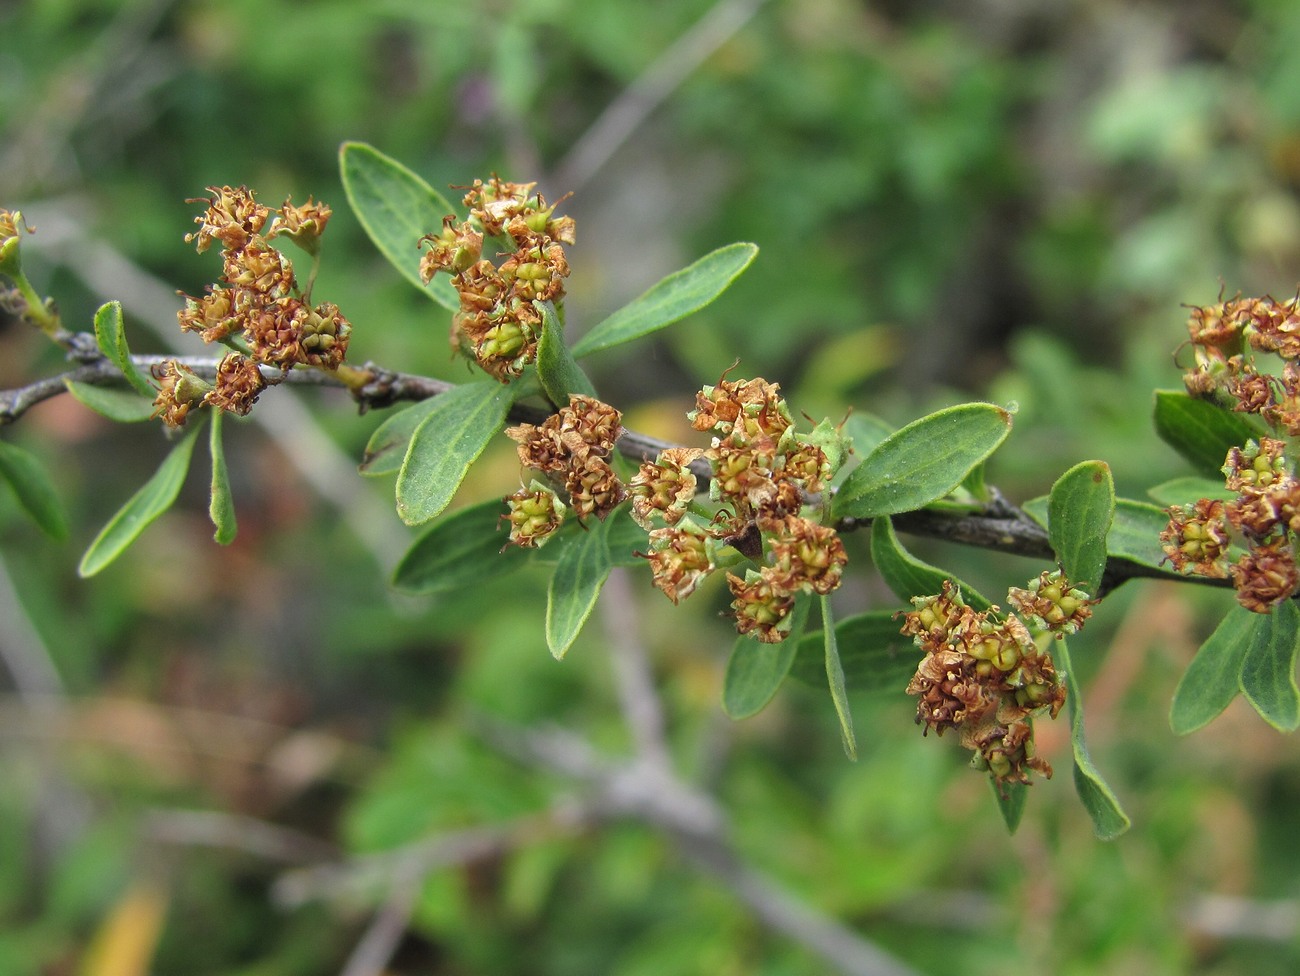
[546,517,614,660]
[1107,498,1175,570]
[339,142,460,312]
[821,595,857,760]
[1239,599,1300,731]
[0,440,69,539]
[1153,390,1262,478]
[723,596,812,718]
[79,424,202,576]
[869,515,993,611]
[393,499,534,594]
[1048,460,1114,595]
[64,379,156,422]
[208,411,236,545]
[536,300,597,406]
[93,301,156,397]
[1054,637,1131,839]
[395,382,517,526]
[1146,476,1235,508]
[831,403,1012,521]
[360,398,443,477]
[1169,603,1258,735]
[572,243,758,358]
[789,610,917,693]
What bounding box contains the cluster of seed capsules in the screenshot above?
[1164,295,1300,611]
[503,377,852,645]
[154,186,349,426]
[899,573,1089,785]
[418,177,574,382]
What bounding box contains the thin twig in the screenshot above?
[600,567,671,767]
[142,809,338,864]
[338,878,421,976]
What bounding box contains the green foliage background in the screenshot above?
[4,1,1300,973]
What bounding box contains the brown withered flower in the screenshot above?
[727,568,797,644]
[1007,571,1094,636]
[150,360,211,428]
[762,514,847,596]
[269,196,332,254]
[1161,498,1231,578]
[1230,540,1300,613]
[642,519,717,604]
[628,448,703,529]
[204,353,267,416]
[186,185,269,254]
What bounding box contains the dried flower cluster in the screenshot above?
[419,177,575,382]
[899,573,1084,787]
[1161,437,1300,611]
[635,375,850,643]
[504,394,626,546]
[155,186,350,427]
[1169,295,1300,611]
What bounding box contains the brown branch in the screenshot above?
[0,352,1209,597]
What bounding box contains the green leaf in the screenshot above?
[1047,460,1115,595]
[789,611,917,692]
[1153,390,1261,478]
[359,398,442,477]
[79,424,203,576]
[395,382,518,526]
[992,780,1028,835]
[536,300,597,406]
[831,402,1013,520]
[1107,498,1175,569]
[93,301,156,396]
[64,379,156,422]
[546,516,614,660]
[822,595,857,760]
[723,597,811,718]
[1055,638,1131,839]
[1170,603,1258,734]
[869,515,993,611]
[1147,475,1235,507]
[1239,599,1300,731]
[0,440,68,539]
[571,243,759,358]
[339,142,460,312]
[208,411,236,545]
[393,499,533,594]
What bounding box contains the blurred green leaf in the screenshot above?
[360,398,442,477]
[93,301,155,397]
[393,498,531,594]
[1239,599,1300,731]
[79,424,203,577]
[208,411,236,545]
[64,380,156,423]
[0,440,68,539]
[869,515,993,611]
[396,382,518,526]
[1055,637,1131,839]
[571,243,759,357]
[536,300,597,406]
[723,596,811,719]
[1107,498,1173,569]
[831,403,1012,520]
[1170,604,1256,734]
[546,515,613,659]
[822,595,857,760]
[339,142,460,311]
[1153,391,1260,478]
[1048,460,1114,594]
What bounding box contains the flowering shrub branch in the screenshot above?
[3,142,1299,839]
